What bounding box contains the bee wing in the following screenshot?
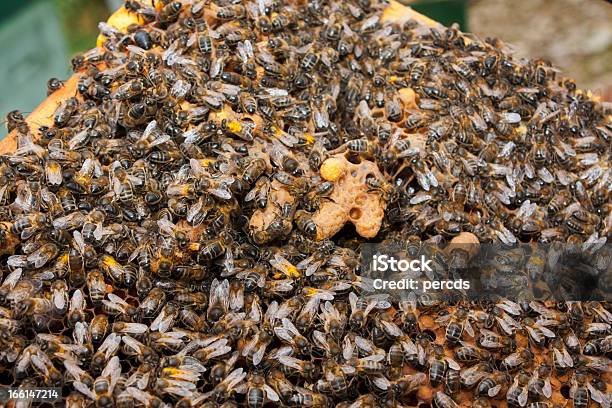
[418,344,427,366]
[312,289,335,302]
[73,321,89,345]
[343,337,355,361]
[262,384,280,402]
[209,278,228,306]
[45,162,63,186]
[270,254,298,278]
[399,292,417,313]
[5,259,26,280]
[120,323,149,334]
[52,288,67,311]
[98,333,122,359]
[252,342,267,366]
[270,346,293,361]
[461,367,488,386]
[495,316,515,336]
[501,112,521,124]
[70,289,84,312]
[74,380,96,400]
[31,354,49,376]
[64,359,86,381]
[363,354,385,362]
[528,301,551,317]
[15,348,32,373]
[244,186,259,202]
[305,260,324,277]
[507,378,518,396]
[488,384,501,397]
[553,348,567,367]
[282,318,300,336]
[274,327,294,343]
[516,200,534,218]
[220,367,245,391]
[170,80,192,99]
[236,42,248,64]
[536,324,556,338]
[400,337,418,355]
[157,218,176,236]
[207,183,233,200]
[445,357,460,370]
[426,168,439,188]
[495,225,517,245]
[312,330,326,349]
[525,326,542,343]
[107,292,129,307]
[542,378,552,399]
[68,130,90,150]
[435,314,452,325]
[372,376,390,390]
[72,230,86,254]
[364,299,378,317]
[354,336,373,353]
[161,386,194,398]
[562,348,574,367]
[1,268,22,289]
[259,300,277,324]
[229,288,244,314]
[588,322,612,333]
[518,386,528,407]
[278,355,301,370]
[381,320,403,338]
[464,320,475,337]
[349,292,358,313]
[102,356,122,392]
[587,382,606,405]
[593,306,612,324]
[326,279,353,293]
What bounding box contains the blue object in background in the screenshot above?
[0,0,70,139]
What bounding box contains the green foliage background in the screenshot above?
[54,0,110,54]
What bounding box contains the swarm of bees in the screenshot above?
[0,0,611,406]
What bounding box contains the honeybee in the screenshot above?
[522,317,556,347]
[348,292,386,329]
[204,367,247,402]
[66,288,87,327]
[241,330,273,367]
[478,328,516,353]
[121,334,158,366]
[501,347,534,372]
[278,355,319,381]
[12,212,48,240]
[433,391,459,408]
[74,356,121,408]
[288,386,329,408]
[30,349,63,387]
[99,254,131,286]
[102,293,138,321]
[54,97,78,127]
[428,343,460,386]
[274,317,311,355]
[150,301,180,333]
[436,304,475,344]
[245,372,280,408]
